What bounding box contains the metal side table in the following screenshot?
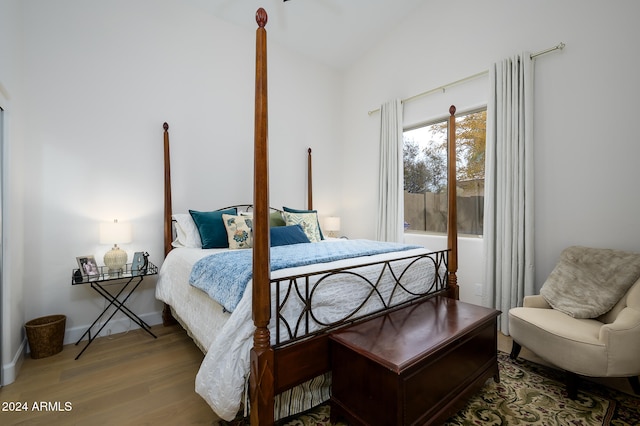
[71,262,158,359]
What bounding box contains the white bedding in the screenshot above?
[155,247,231,351]
[156,240,437,421]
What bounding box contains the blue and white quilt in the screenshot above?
[189,239,421,312]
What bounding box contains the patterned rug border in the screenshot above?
[223,351,640,425]
[484,353,639,426]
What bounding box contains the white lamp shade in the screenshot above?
[100,220,132,245]
[324,217,341,238]
[324,216,341,232]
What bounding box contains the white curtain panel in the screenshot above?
[483,53,535,334]
[376,99,404,242]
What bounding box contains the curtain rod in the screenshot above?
[368,41,565,115]
[530,42,565,59]
[367,70,487,115]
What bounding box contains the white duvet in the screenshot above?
[157,242,437,421]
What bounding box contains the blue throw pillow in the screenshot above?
[283,206,324,240]
[270,225,311,247]
[189,208,237,249]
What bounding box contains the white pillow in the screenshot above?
[172,214,203,248]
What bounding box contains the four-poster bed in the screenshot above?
[155,8,493,426]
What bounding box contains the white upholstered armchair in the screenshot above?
[508,246,640,398]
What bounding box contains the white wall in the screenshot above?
[0,0,27,385]
[13,0,342,365]
[6,0,640,382]
[341,0,640,303]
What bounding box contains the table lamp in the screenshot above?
[324,216,341,238]
[100,219,132,275]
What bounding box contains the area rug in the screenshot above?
[272,352,640,426]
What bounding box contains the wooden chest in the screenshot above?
[329,296,500,426]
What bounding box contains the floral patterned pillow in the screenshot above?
[222,214,253,249]
[283,211,322,242]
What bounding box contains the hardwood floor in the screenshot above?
[1,324,635,426]
[0,325,220,425]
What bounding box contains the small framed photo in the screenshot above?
[131,251,148,276]
[77,255,99,278]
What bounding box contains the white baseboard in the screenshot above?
[63,310,164,346]
[1,336,26,386]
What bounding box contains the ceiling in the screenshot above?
[187,0,427,70]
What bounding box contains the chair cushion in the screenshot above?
[509,307,607,376]
[539,246,640,318]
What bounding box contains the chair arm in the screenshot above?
[522,295,551,309]
[599,307,640,375]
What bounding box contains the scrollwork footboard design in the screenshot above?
[272,249,449,347]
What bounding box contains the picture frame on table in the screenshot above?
[131,251,149,276]
[76,255,99,279]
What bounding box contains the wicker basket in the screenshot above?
[25,315,66,359]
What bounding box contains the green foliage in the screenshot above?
[403,110,486,194]
[403,138,446,193]
[457,110,486,180]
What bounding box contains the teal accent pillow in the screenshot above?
[283,206,324,240]
[189,208,237,249]
[270,225,310,247]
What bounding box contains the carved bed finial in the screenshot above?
[163,122,169,131]
[449,105,456,116]
[256,8,268,28]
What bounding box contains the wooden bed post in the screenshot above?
[250,8,275,426]
[447,105,459,300]
[162,122,177,326]
[163,122,172,258]
[307,148,313,210]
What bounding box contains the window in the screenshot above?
[403,109,486,236]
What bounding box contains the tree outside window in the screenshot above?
[403,109,486,236]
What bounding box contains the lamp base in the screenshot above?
[104,245,128,276]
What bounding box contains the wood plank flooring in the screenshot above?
[0,325,220,425]
[1,323,635,425]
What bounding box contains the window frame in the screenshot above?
[403,105,487,238]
